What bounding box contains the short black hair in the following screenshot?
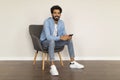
[51,5,62,14]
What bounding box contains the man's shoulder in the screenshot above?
[59,19,64,23]
[44,17,52,22]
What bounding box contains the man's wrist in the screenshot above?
[60,36,62,40]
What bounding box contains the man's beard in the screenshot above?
[52,16,60,21]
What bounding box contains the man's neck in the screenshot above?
[54,21,58,24]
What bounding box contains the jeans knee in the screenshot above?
[48,40,55,46]
[68,39,73,43]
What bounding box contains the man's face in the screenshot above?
[52,9,61,21]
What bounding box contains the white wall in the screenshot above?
[0,0,120,60]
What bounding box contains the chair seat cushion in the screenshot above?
[42,46,64,53]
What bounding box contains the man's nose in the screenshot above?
[55,14,59,16]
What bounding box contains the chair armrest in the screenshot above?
[31,34,43,51]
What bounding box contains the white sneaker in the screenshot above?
[69,61,84,69]
[50,65,59,76]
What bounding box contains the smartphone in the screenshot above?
[69,34,73,36]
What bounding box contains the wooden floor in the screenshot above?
[0,61,120,80]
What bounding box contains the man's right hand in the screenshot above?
[60,35,72,41]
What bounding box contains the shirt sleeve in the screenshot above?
[62,21,67,35]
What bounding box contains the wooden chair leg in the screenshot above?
[33,51,38,65]
[42,53,45,70]
[58,52,64,66]
[46,53,49,63]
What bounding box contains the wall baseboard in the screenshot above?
[0,57,120,60]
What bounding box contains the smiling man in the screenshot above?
[40,5,84,76]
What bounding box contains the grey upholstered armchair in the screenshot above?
[29,25,64,70]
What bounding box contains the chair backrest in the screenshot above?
[29,25,43,38]
[29,25,43,51]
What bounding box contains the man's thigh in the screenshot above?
[41,40,69,47]
[55,40,69,47]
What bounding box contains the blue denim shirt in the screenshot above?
[40,17,66,41]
